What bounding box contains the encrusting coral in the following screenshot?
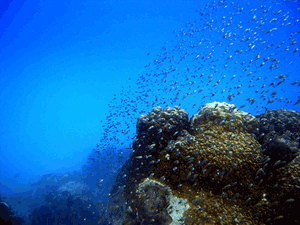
[118,102,300,224]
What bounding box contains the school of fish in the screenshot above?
[86,0,300,223]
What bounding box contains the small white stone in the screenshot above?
[165,154,170,160]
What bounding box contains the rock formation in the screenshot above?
[105,102,300,224]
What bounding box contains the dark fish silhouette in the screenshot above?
[13,173,20,179]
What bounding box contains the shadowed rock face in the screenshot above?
[134,179,172,224]
[133,106,189,154]
[58,181,95,200]
[0,201,25,225]
[0,201,12,222]
[105,103,300,225]
[256,109,300,164]
[58,181,90,196]
[28,188,101,225]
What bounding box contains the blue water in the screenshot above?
[0,0,299,224]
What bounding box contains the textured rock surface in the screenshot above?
[57,181,93,202]
[106,102,300,224]
[191,101,260,134]
[125,178,172,224]
[0,200,26,225]
[255,109,300,164]
[254,109,300,223]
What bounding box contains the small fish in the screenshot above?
[294,99,300,105]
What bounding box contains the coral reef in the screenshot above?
[254,109,300,223]
[57,181,91,200]
[123,178,189,225]
[125,178,172,224]
[255,109,300,164]
[28,189,100,225]
[108,102,300,224]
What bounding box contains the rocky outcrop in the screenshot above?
[105,102,300,224]
[0,200,25,225]
[255,109,300,164]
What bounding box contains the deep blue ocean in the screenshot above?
[0,0,299,224]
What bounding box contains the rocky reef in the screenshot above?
[28,184,101,225]
[105,102,300,224]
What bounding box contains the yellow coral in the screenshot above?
[123,102,300,224]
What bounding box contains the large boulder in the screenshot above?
[106,102,300,224]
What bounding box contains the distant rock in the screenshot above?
[57,181,93,201]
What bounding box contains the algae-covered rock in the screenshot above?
[108,102,300,224]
